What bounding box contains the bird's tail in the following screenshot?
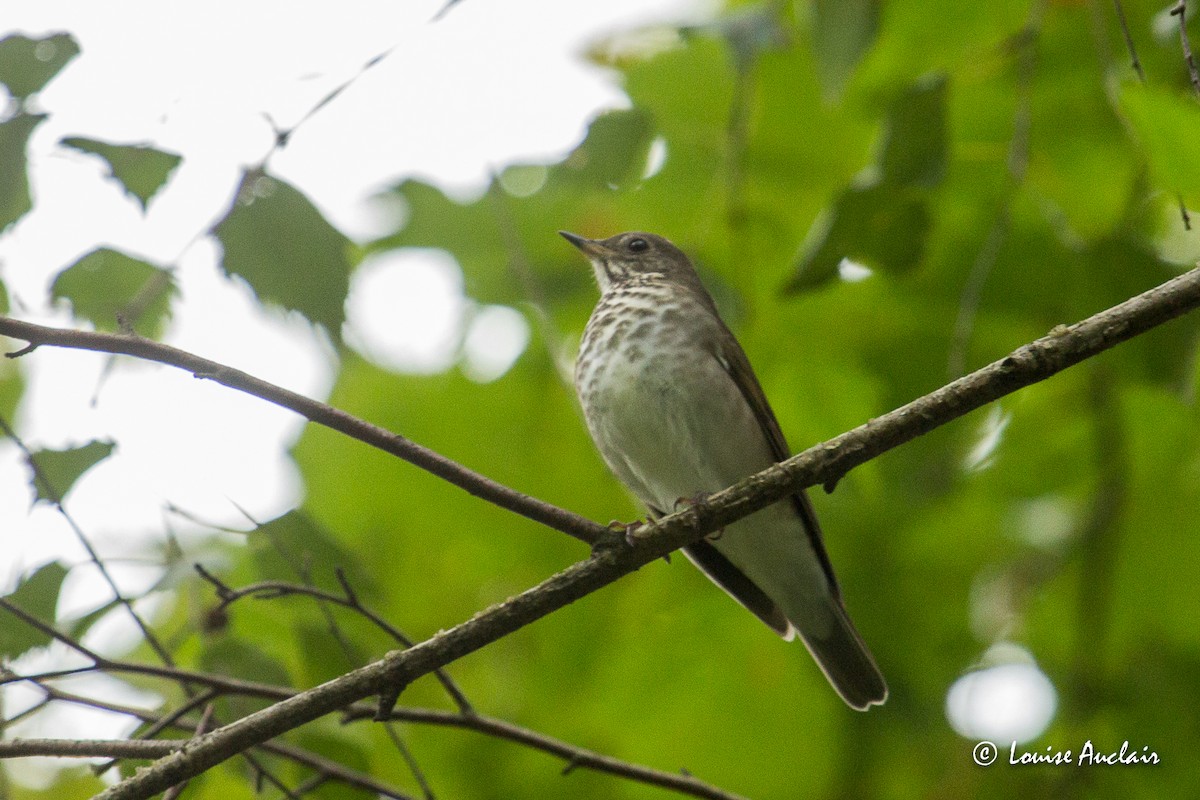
[791,594,888,711]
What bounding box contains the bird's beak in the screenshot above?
[559,230,608,259]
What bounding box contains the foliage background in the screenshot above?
[3,0,1200,798]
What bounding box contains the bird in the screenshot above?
[562,229,887,710]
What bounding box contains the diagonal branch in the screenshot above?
[0,316,607,546]
[58,265,1200,800]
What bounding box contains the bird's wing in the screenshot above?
[706,323,843,598]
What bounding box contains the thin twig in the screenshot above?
[0,415,178,668]
[1111,0,1146,80]
[193,569,474,713]
[1172,1,1200,95]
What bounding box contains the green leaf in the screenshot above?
[0,113,45,232]
[558,107,656,190]
[213,169,355,343]
[60,137,182,211]
[706,4,789,70]
[0,562,68,658]
[51,248,177,337]
[199,637,292,719]
[879,73,948,188]
[811,0,880,98]
[372,108,656,308]
[0,278,20,421]
[785,183,929,290]
[27,440,115,503]
[65,598,123,642]
[1119,82,1200,204]
[0,32,80,101]
[0,350,21,424]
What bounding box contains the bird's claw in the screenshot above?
[589,519,644,557]
[672,494,723,541]
[594,519,672,563]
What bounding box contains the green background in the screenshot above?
[3,1,1200,797]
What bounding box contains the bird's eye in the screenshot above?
[628,238,649,253]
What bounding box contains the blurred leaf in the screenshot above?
[0,113,45,232]
[199,636,292,718]
[373,108,657,307]
[249,510,376,596]
[1119,82,1200,204]
[65,598,122,642]
[0,32,79,101]
[559,107,656,190]
[0,562,68,658]
[213,169,355,343]
[879,73,948,188]
[704,4,789,69]
[60,137,182,211]
[295,728,375,800]
[786,183,929,289]
[3,767,106,799]
[27,440,115,503]
[1081,237,1200,392]
[811,0,880,98]
[51,247,176,337]
[0,347,22,424]
[296,620,361,685]
[783,72,944,291]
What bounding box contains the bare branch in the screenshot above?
[77,266,1200,800]
[0,316,606,546]
[0,738,184,759]
[1172,0,1200,96]
[1111,0,1147,81]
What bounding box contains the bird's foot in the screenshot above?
[672,494,724,541]
[594,518,648,550]
[596,519,672,563]
[671,493,708,511]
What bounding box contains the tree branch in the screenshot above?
[5,668,744,800]
[51,264,1197,800]
[0,316,607,546]
[0,738,185,759]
